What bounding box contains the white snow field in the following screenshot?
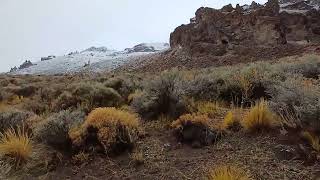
[13,43,169,75]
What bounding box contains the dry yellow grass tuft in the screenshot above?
[207,165,250,180]
[222,109,242,131]
[196,101,220,116]
[301,131,320,152]
[0,126,32,166]
[171,113,209,129]
[69,107,140,150]
[187,99,222,117]
[242,100,277,132]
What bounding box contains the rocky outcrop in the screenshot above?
[169,0,320,57]
[124,43,169,53]
[10,66,18,73]
[41,55,56,61]
[82,46,110,53]
[19,60,34,70]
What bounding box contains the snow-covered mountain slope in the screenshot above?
[11,43,169,75]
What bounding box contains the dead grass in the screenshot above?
[171,113,210,130]
[242,100,278,132]
[207,165,251,180]
[69,107,140,151]
[195,101,220,117]
[72,151,89,165]
[222,109,242,131]
[301,131,320,152]
[130,150,145,166]
[0,126,32,166]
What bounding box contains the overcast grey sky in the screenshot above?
[0,0,266,72]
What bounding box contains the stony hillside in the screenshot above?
[119,0,320,73]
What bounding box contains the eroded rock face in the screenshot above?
[169,0,320,57]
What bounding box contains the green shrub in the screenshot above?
[22,97,50,115]
[34,110,85,149]
[53,82,123,112]
[131,70,186,120]
[282,55,320,79]
[104,75,141,99]
[10,85,38,97]
[0,110,33,132]
[268,76,320,131]
[53,91,78,111]
[0,79,10,87]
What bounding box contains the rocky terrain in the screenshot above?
[119,0,320,73]
[1,1,320,180]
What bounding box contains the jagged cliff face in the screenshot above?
[170,0,320,57]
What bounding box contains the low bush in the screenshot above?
[127,90,144,104]
[242,100,278,132]
[34,110,85,149]
[0,78,10,87]
[283,55,320,79]
[7,85,38,97]
[53,91,78,111]
[0,126,32,166]
[207,165,250,180]
[0,110,33,133]
[22,97,50,115]
[53,82,123,112]
[104,74,142,99]
[268,76,320,132]
[131,70,186,120]
[69,107,140,154]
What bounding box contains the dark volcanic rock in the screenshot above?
[169,0,320,58]
[221,4,234,12]
[174,122,221,148]
[19,60,34,70]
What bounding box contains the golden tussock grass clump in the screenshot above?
[195,101,220,116]
[222,109,242,131]
[0,126,32,166]
[171,113,210,130]
[187,99,222,116]
[69,107,140,152]
[207,165,251,180]
[301,131,320,152]
[242,100,277,132]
